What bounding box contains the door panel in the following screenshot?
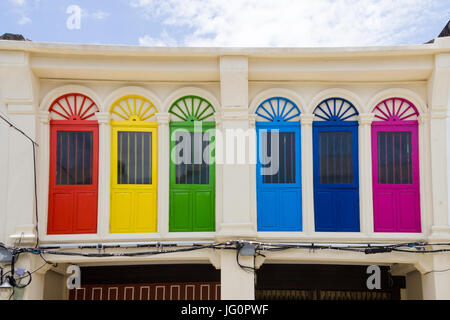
[279,189,302,229]
[136,191,157,232]
[398,191,419,232]
[335,190,359,231]
[193,191,214,230]
[373,191,395,232]
[314,191,334,231]
[170,191,192,232]
[256,124,302,231]
[111,191,133,232]
[50,192,73,233]
[258,190,278,229]
[74,191,97,232]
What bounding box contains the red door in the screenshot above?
[47,93,99,234]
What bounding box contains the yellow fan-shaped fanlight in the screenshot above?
[111,95,158,122]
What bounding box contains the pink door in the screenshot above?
[371,98,421,233]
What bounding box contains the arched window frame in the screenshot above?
[109,94,159,233]
[47,92,99,234]
[312,97,360,232]
[168,95,216,232]
[255,96,302,231]
[371,97,421,233]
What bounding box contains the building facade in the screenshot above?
[0,36,450,300]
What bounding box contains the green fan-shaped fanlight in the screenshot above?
[169,95,215,122]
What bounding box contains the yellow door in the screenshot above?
[109,95,158,233]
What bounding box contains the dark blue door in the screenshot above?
[312,98,360,232]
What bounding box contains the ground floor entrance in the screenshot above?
[67,263,405,300]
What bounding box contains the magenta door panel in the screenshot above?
[372,122,421,232]
[373,191,395,231]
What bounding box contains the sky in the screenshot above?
[0,0,449,47]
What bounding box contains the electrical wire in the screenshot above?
[1,240,449,291]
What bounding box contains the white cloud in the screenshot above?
[80,8,110,20]
[91,10,110,20]
[139,30,178,46]
[9,0,26,6]
[18,16,31,25]
[131,0,449,47]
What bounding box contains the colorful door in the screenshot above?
[48,93,99,234]
[372,98,421,232]
[313,98,360,232]
[169,96,216,232]
[110,95,158,233]
[256,97,302,231]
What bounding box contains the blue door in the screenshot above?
[312,98,360,232]
[255,97,302,231]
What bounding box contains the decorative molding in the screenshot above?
[163,87,220,114]
[299,114,315,126]
[249,88,306,114]
[308,88,363,115]
[430,111,448,120]
[40,84,102,113]
[418,113,430,125]
[367,88,427,115]
[156,112,170,125]
[38,111,51,124]
[103,86,162,114]
[358,113,375,125]
[95,112,110,124]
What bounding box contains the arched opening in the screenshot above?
[255,97,302,231]
[47,93,99,234]
[313,98,360,232]
[169,95,216,232]
[371,97,421,232]
[109,95,158,233]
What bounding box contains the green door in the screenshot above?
[168,95,216,232]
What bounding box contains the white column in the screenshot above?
[358,113,375,235]
[418,114,433,235]
[220,250,255,300]
[37,111,50,241]
[248,114,257,230]
[96,112,110,238]
[215,113,224,231]
[299,114,314,234]
[429,111,450,238]
[216,56,255,238]
[157,113,170,237]
[18,254,51,300]
[6,103,37,245]
[421,254,450,300]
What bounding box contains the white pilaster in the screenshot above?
[220,250,255,300]
[429,111,450,237]
[157,113,170,237]
[6,102,37,245]
[300,114,315,234]
[37,111,50,241]
[358,113,375,235]
[96,112,110,239]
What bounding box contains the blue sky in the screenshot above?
[0,0,449,47]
